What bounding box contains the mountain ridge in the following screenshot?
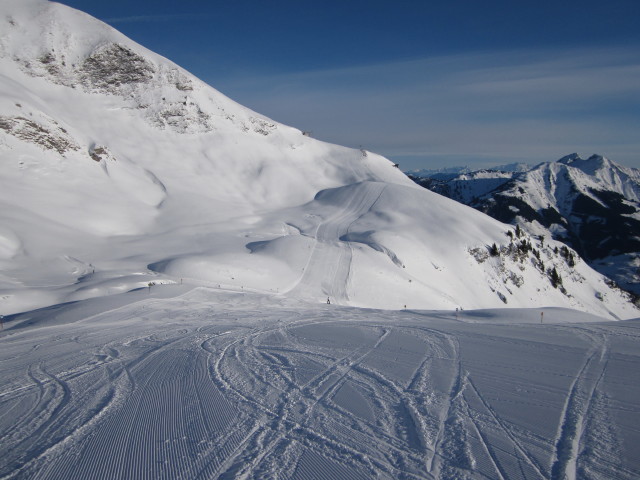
[0,0,637,319]
[409,154,640,296]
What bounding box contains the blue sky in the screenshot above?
[57,0,640,170]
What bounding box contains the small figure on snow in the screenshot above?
[327,297,331,305]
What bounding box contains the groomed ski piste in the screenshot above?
[1,287,639,480]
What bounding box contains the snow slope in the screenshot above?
[1,3,640,479]
[0,0,637,319]
[1,287,639,479]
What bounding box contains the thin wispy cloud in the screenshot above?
[216,46,640,169]
[104,14,207,24]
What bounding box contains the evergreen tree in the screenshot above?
[549,267,562,288]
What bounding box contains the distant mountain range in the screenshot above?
[407,162,532,181]
[408,154,640,297]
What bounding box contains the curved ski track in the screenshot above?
[287,182,387,304]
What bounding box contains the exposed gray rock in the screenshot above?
[79,43,155,92]
[88,145,114,162]
[0,116,79,155]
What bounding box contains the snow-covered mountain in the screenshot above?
[410,154,640,296]
[407,162,531,181]
[0,0,637,319]
[405,165,474,181]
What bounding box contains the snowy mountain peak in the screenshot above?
[557,154,640,200]
[0,1,637,319]
[557,152,583,165]
[413,154,640,296]
[557,153,610,174]
[1,5,639,479]
[1,0,287,137]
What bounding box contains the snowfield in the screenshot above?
[1,287,639,479]
[0,0,637,320]
[1,2,640,479]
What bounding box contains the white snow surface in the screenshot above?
[1,3,640,479]
[1,287,639,479]
[0,0,636,320]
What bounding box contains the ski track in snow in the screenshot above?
[1,290,639,479]
[1,4,639,479]
[287,182,387,304]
